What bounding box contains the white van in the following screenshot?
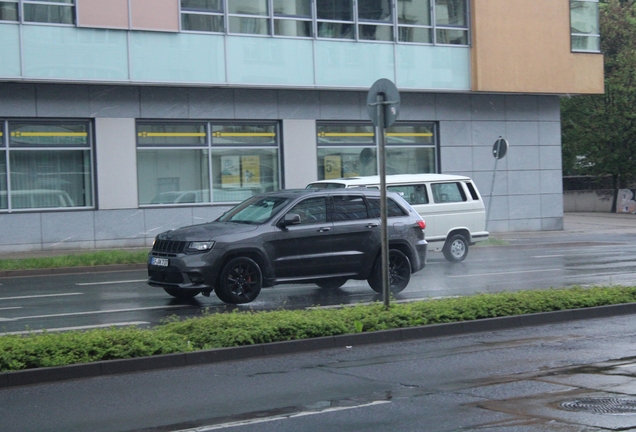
[307,174,489,263]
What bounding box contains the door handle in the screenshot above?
[317,227,331,232]
[366,223,379,228]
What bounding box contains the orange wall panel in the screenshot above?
[77,0,129,29]
[471,0,604,94]
[130,0,179,32]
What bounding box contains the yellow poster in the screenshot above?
[324,155,342,179]
[241,155,261,186]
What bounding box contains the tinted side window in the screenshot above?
[387,184,429,204]
[332,195,368,220]
[431,182,466,203]
[368,198,408,218]
[465,181,479,200]
[288,197,327,224]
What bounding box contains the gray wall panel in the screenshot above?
[36,84,90,117]
[435,93,471,120]
[319,91,362,120]
[399,92,436,120]
[41,211,95,243]
[537,96,561,122]
[140,87,189,118]
[439,121,471,146]
[89,86,141,118]
[0,213,41,245]
[0,83,37,116]
[508,170,541,196]
[188,88,235,119]
[507,145,540,171]
[234,89,278,119]
[278,90,320,119]
[506,121,539,147]
[541,193,564,218]
[540,170,564,195]
[509,194,542,219]
[539,121,562,146]
[471,94,505,121]
[540,146,563,170]
[505,95,538,121]
[94,209,145,240]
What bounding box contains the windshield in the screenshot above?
[217,196,289,224]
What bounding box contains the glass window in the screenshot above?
[137,122,280,205]
[0,1,18,21]
[288,196,327,224]
[317,0,354,39]
[274,0,312,37]
[316,123,437,180]
[0,123,6,210]
[368,197,408,217]
[22,0,75,24]
[387,184,429,205]
[434,0,468,45]
[431,182,466,203]
[358,0,393,41]
[228,0,269,35]
[332,195,369,220]
[571,0,600,52]
[1,121,93,211]
[181,0,224,32]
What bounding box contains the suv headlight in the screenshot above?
[186,241,215,253]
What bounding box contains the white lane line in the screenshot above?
[175,400,391,431]
[0,307,22,311]
[76,279,147,286]
[1,305,187,321]
[533,255,565,258]
[0,321,150,335]
[448,268,562,278]
[0,293,83,301]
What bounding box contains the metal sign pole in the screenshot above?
[375,95,390,308]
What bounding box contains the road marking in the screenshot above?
[76,279,146,286]
[448,268,561,278]
[0,307,22,311]
[0,321,150,335]
[533,255,565,258]
[0,292,83,301]
[174,400,391,431]
[1,305,188,321]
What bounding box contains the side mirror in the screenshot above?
[280,213,301,227]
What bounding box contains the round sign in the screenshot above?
[367,79,401,128]
[492,138,508,160]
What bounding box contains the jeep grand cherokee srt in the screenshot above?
[147,188,427,304]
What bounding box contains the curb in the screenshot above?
[2,302,636,389]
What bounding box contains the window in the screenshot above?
[397,0,432,43]
[288,196,327,224]
[368,197,407,218]
[571,0,600,52]
[137,122,280,205]
[181,0,224,33]
[274,0,312,37]
[387,184,429,205]
[332,195,369,220]
[316,122,437,180]
[431,182,466,203]
[358,0,393,41]
[0,1,18,21]
[22,0,75,25]
[434,0,468,45]
[228,0,269,35]
[0,120,93,211]
[177,0,469,46]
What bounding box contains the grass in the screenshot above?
[1,284,636,372]
[0,250,149,271]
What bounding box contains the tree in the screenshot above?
[561,0,636,210]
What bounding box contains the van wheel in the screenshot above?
[214,257,263,304]
[163,287,200,299]
[315,277,348,289]
[443,234,468,263]
[368,250,411,294]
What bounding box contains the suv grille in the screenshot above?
[152,240,187,254]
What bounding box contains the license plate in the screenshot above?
[150,257,169,267]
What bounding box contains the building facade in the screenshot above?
[0,0,604,252]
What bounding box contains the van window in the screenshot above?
[387,184,429,205]
[431,182,466,203]
[465,181,479,200]
[332,195,368,220]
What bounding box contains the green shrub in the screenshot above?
[1,285,636,372]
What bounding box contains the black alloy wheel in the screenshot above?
[368,249,411,294]
[215,257,263,304]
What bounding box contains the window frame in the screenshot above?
[20,0,76,26]
[0,119,95,212]
[136,120,282,207]
[570,0,601,53]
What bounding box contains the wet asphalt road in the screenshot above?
[1,220,636,335]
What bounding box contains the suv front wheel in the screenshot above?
[368,249,411,294]
[214,257,263,304]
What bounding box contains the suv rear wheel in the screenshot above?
[368,250,411,294]
[443,234,468,263]
[214,257,263,304]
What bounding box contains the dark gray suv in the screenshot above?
[147,189,427,304]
